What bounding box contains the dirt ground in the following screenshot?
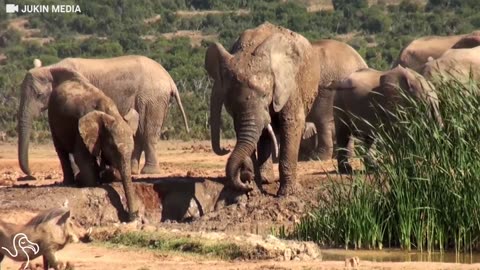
[1,140,480,270]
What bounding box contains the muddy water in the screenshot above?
[322,249,480,264]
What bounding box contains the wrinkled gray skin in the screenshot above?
[332,65,443,174]
[205,22,321,196]
[393,31,480,72]
[301,39,368,160]
[47,67,139,221]
[18,56,189,178]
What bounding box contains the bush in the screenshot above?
[293,79,480,253]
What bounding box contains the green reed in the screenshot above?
[293,79,480,253]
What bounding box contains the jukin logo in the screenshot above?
[2,233,39,270]
[6,3,81,13]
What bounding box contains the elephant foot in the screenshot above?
[316,148,333,161]
[131,160,140,175]
[61,177,76,186]
[140,164,160,174]
[277,182,297,197]
[338,162,353,174]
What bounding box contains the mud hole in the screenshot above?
[2,141,480,269]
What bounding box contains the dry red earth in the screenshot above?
[1,140,480,270]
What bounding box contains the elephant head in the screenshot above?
[379,65,443,127]
[205,32,299,191]
[78,110,139,220]
[17,59,54,176]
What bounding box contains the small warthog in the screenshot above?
[0,202,91,270]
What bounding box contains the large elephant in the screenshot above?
[422,46,480,84]
[301,39,368,160]
[18,56,189,178]
[48,67,139,221]
[393,31,480,72]
[331,65,443,174]
[205,22,321,196]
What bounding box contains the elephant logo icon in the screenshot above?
[2,233,39,269]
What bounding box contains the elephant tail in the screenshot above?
[171,82,190,133]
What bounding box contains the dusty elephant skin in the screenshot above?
[301,39,368,160]
[331,65,443,174]
[0,204,91,270]
[205,22,321,196]
[17,56,190,178]
[392,30,480,72]
[47,67,140,221]
[422,46,480,85]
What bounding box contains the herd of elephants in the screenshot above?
[14,22,480,221]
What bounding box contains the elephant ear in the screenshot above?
[50,67,85,88]
[205,42,232,82]
[451,35,480,49]
[78,111,115,156]
[123,108,139,134]
[254,33,302,112]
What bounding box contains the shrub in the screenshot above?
[293,79,480,253]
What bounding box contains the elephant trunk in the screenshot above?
[226,117,261,192]
[17,99,35,176]
[119,159,139,222]
[210,80,229,156]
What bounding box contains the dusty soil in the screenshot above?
[1,140,479,269]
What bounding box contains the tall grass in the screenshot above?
[293,79,480,253]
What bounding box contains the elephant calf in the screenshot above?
[47,67,139,221]
[331,65,443,174]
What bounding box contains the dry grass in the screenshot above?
[160,31,218,47]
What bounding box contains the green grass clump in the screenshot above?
[107,231,249,260]
[293,79,480,253]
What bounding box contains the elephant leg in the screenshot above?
[257,130,275,184]
[140,98,166,174]
[131,135,143,175]
[52,132,75,185]
[313,89,335,160]
[315,120,334,160]
[277,113,304,197]
[73,137,99,187]
[336,123,353,174]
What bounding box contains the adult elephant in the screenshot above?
[18,56,189,177]
[331,65,443,174]
[393,31,480,72]
[205,22,321,196]
[48,67,139,221]
[422,46,480,84]
[301,39,368,160]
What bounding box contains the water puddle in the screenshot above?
[322,249,480,264]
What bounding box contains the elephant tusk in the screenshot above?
[266,124,279,160]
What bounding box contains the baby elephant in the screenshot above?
[0,202,91,270]
[331,65,443,174]
[47,67,139,221]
